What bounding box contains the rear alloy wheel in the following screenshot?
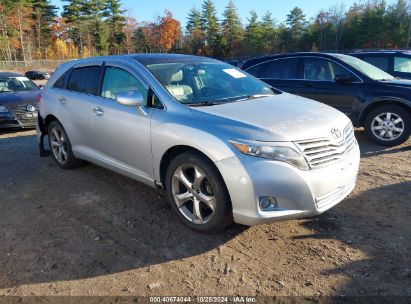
[364,105,410,146]
[165,151,233,233]
[48,120,83,169]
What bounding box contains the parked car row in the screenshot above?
[1,51,409,232]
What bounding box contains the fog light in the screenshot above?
[259,196,278,211]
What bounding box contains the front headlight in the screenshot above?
[230,139,309,170]
[0,105,9,113]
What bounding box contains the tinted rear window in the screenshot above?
[67,66,102,95]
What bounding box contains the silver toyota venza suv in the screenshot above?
[37,54,360,232]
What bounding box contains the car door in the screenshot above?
[88,62,154,181]
[47,62,104,152]
[300,57,362,118]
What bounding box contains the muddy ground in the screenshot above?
[0,129,410,297]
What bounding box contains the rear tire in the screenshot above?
[165,151,233,233]
[364,105,410,146]
[48,120,83,169]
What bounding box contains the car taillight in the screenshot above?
[36,93,41,104]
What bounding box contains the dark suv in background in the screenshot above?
[241,52,411,146]
[349,50,411,80]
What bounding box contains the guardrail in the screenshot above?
[0,60,73,72]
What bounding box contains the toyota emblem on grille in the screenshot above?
[331,128,342,139]
[26,105,35,112]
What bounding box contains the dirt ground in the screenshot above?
[0,129,410,297]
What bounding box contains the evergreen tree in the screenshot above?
[286,7,306,51]
[104,0,126,54]
[221,0,243,57]
[30,0,57,56]
[186,7,202,34]
[201,0,220,56]
[62,0,86,50]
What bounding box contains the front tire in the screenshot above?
[48,120,83,169]
[364,105,410,146]
[165,151,233,233]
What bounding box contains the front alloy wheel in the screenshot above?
[364,105,410,146]
[165,151,233,232]
[371,112,404,142]
[172,164,216,224]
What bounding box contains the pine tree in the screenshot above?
[221,0,243,57]
[30,0,57,57]
[104,0,126,54]
[62,0,86,50]
[244,10,264,55]
[286,7,306,51]
[186,7,202,34]
[201,0,220,56]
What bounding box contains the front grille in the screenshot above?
[295,123,356,169]
[6,104,38,125]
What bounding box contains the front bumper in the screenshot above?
[215,142,360,226]
[0,117,36,129]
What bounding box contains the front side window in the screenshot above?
[67,66,102,95]
[246,63,266,78]
[0,76,38,92]
[266,58,298,79]
[394,56,411,73]
[144,60,274,105]
[303,58,350,81]
[361,56,390,72]
[101,67,148,105]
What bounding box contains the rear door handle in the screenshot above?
[58,97,66,104]
[93,107,104,116]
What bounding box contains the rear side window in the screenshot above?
[266,58,298,79]
[53,69,71,89]
[361,56,390,72]
[67,66,102,95]
[394,56,411,73]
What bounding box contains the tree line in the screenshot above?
[0,0,410,62]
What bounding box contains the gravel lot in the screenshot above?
[0,129,410,297]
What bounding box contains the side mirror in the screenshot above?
[116,90,144,107]
[335,73,353,83]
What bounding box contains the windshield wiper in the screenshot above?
[185,94,274,107]
[185,101,224,107]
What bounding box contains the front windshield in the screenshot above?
[0,76,38,92]
[144,60,274,105]
[334,54,395,81]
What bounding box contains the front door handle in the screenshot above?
[58,97,66,104]
[93,107,104,116]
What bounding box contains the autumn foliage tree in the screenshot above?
[157,10,181,52]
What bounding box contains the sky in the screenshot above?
[50,0,397,27]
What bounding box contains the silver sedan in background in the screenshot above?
[37,54,360,232]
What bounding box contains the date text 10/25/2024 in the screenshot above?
[149,297,257,303]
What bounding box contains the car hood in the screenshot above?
[190,93,351,142]
[0,90,39,106]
